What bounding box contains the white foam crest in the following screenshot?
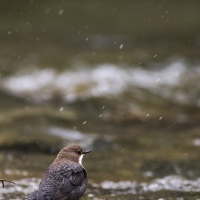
[130,61,186,87]
[100,180,137,190]
[3,69,55,92]
[142,175,200,192]
[1,61,199,104]
[48,127,97,147]
[94,175,200,194]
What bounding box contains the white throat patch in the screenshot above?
[79,154,84,165]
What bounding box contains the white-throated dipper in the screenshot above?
[27,144,91,200]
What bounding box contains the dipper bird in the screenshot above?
[27,144,91,200]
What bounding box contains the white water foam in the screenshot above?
[2,175,200,198]
[94,175,200,195]
[1,60,200,106]
[48,127,97,147]
[0,178,40,199]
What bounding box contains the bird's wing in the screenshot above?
[57,162,87,197]
[37,161,87,199]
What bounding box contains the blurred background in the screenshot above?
[1,0,200,199]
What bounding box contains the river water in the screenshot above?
[0,1,200,199]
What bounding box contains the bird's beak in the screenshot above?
[82,150,91,154]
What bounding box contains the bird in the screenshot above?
[27,144,91,200]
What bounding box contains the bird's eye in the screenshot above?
[77,150,81,154]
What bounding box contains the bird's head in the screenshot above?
[55,144,91,164]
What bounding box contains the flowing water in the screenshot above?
[0,1,200,199]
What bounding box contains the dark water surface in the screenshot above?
[1,0,200,199]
